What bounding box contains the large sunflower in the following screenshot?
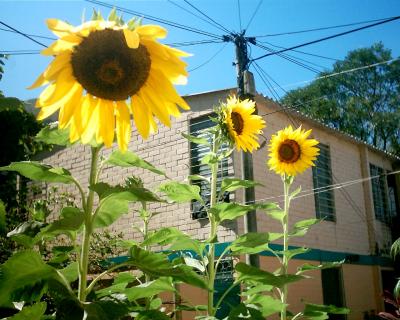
[29,12,190,151]
[268,126,319,177]
[221,96,265,152]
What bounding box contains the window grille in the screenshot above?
[312,143,336,221]
[370,164,389,223]
[189,115,230,219]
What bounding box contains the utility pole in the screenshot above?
[233,33,260,268]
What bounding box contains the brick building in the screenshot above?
[34,88,400,319]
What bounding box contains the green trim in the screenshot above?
[109,242,393,268]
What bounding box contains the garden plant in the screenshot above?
[0,9,349,320]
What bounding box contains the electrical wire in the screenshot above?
[182,0,232,34]
[251,16,400,62]
[188,43,228,72]
[253,16,400,37]
[167,39,224,47]
[0,21,47,48]
[84,0,224,40]
[244,0,263,33]
[0,27,56,41]
[167,0,229,34]
[237,0,243,32]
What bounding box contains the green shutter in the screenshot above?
[313,143,336,221]
[190,115,230,219]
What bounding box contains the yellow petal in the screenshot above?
[69,99,83,143]
[38,69,75,106]
[136,25,167,39]
[115,101,131,152]
[43,52,71,80]
[130,95,150,139]
[58,84,83,129]
[140,89,171,127]
[37,103,61,121]
[82,98,101,144]
[28,73,48,89]
[123,29,139,49]
[41,39,77,55]
[98,100,115,147]
[46,18,74,37]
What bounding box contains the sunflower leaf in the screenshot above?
[124,277,175,301]
[0,162,74,184]
[35,125,71,146]
[7,302,47,320]
[188,174,210,183]
[221,178,262,193]
[181,133,209,146]
[158,181,202,203]
[303,303,350,319]
[290,218,320,237]
[230,232,282,254]
[296,260,344,274]
[106,150,165,176]
[210,202,254,224]
[0,200,6,234]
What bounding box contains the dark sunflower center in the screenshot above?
[278,139,301,163]
[71,29,151,101]
[231,112,244,135]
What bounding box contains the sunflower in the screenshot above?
[221,96,266,152]
[29,12,190,151]
[268,126,319,177]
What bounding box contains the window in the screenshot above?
[370,164,389,222]
[313,143,335,221]
[189,115,230,219]
[321,268,346,320]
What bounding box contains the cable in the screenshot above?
[253,61,289,95]
[244,0,263,32]
[188,43,228,72]
[254,43,321,73]
[0,21,47,48]
[0,27,56,41]
[167,0,228,34]
[168,39,224,47]
[252,62,280,101]
[237,0,243,32]
[251,16,400,62]
[84,0,224,40]
[253,16,400,37]
[182,0,232,34]
[258,40,339,61]
[272,57,400,91]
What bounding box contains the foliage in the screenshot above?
[281,42,400,155]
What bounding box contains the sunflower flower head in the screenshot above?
[30,9,191,151]
[218,96,265,153]
[268,125,319,177]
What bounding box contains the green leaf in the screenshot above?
[290,185,302,198]
[83,300,129,320]
[0,200,6,234]
[231,232,282,254]
[297,260,344,274]
[242,284,273,295]
[235,262,304,288]
[125,277,175,301]
[182,133,210,146]
[279,247,311,260]
[58,261,79,283]
[210,202,253,224]
[303,303,349,320]
[8,302,47,320]
[0,97,23,111]
[106,150,165,176]
[158,181,202,203]
[290,218,320,237]
[7,221,46,248]
[391,237,400,258]
[96,272,136,298]
[228,303,264,320]
[93,188,163,228]
[0,250,56,305]
[35,125,71,146]
[136,310,171,320]
[247,294,285,317]
[0,162,74,184]
[220,178,262,193]
[201,153,218,165]
[45,207,84,234]
[128,246,208,289]
[142,227,186,247]
[188,174,209,183]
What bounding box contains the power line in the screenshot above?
[182,0,232,34]
[0,21,47,48]
[168,39,224,47]
[0,27,56,41]
[167,0,228,34]
[258,40,339,61]
[84,0,224,40]
[188,43,228,72]
[251,16,400,62]
[244,0,263,33]
[237,0,243,32]
[253,16,400,37]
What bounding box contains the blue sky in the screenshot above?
[1,0,399,101]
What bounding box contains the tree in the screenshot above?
[282,42,400,155]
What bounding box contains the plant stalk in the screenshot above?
[281,175,292,320]
[78,146,100,302]
[207,138,219,316]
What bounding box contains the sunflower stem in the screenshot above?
[281,175,292,320]
[78,146,101,302]
[207,137,219,316]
